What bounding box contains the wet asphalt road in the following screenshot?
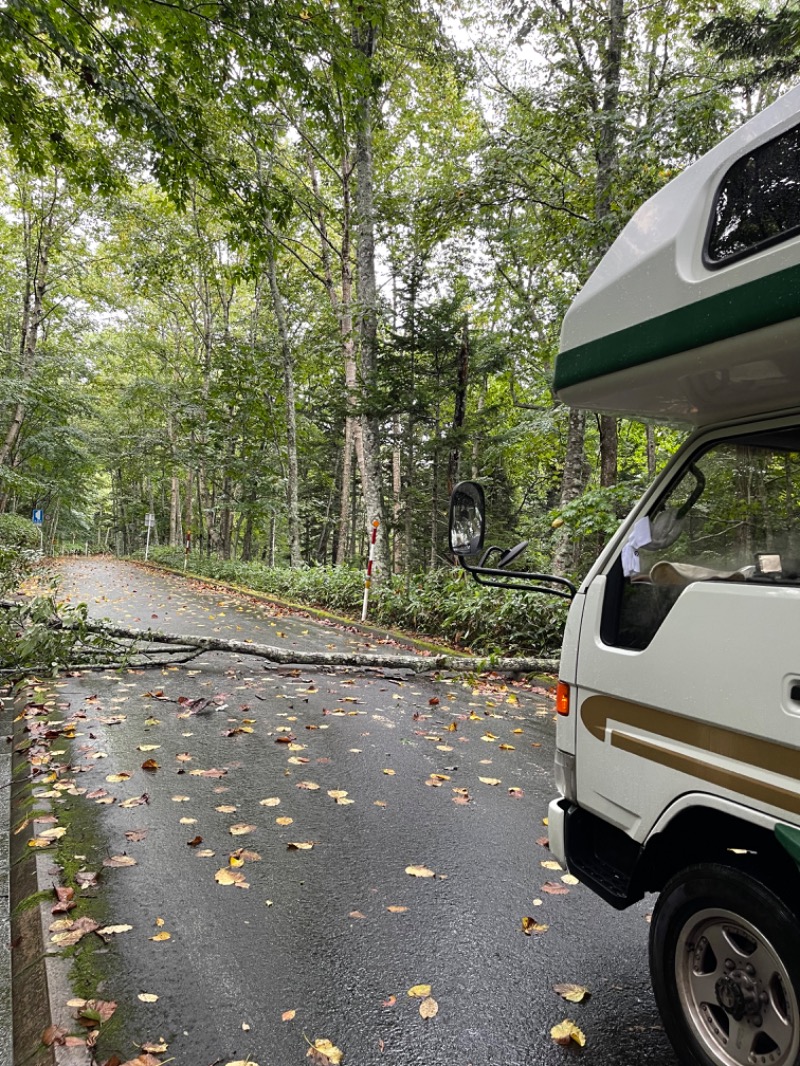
[23,559,679,1065]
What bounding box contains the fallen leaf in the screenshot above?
[296,781,320,790]
[141,1039,168,1053]
[41,1024,68,1046]
[541,860,562,870]
[407,984,432,998]
[521,917,548,935]
[382,995,396,1007]
[306,1038,343,1065]
[281,1009,296,1022]
[137,993,159,1003]
[103,855,137,868]
[382,768,395,776]
[541,881,570,895]
[386,905,407,913]
[550,1019,586,1047]
[287,841,315,850]
[140,759,159,771]
[259,797,281,807]
[478,777,501,786]
[229,823,256,836]
[419,996,438,1019]
[554,983,590,1003]
[217,804,238,813]
[187,836,203,847]
[97,924,133,939]
[276,817,293,826]
[349,910,365,919]
[149,931,171,941]
[405,865,434,878]
[561,874,580,885]
[215,868,248,885]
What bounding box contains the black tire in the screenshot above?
[650,863,800,1066]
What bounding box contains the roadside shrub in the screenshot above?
[141,548,567,657]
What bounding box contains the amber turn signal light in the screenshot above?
[556,680,570,716]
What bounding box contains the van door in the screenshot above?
[574,423,800,841]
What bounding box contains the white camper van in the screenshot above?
[450,86,800,1066]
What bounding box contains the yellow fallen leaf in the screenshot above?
[386,905,408,913]
[217,804,238,813]
[106,773,131,783]
[142,1039,168,1052]
[383,769,395,776]
[499,743,515,751]
[550,1019,586,1047]
[407,984,432,998]
[229,823,256,835]
[287,841,315,850]
[419,996,438,1019]
[260,797,281,806]
[215,868,246,885]
[307,1038,343,1064]
[276,817,294,826]
[138,744,160,752]
[282,1009,296,1021]
[541,860,563,870]
[149,931,171,941]
[478,777,501,786]
[562,874,580,885]
[138,993,159,1003]
[97,924,133,936]
[522,917,548,935]
[405,865,434,878]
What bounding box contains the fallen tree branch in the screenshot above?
[72,619,559,675]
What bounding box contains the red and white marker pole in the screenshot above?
[362,519,380,621]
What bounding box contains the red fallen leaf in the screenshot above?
[75,870,99,888]
[141,759,159,771]
[54,886,74,904]
[42,1023,68,1046]
[508,787,524,799]
[86,788,108,800]
[349,910,366,919]
[125,829,148,842]
[382,995,397,1007]
[274,735,295,744]
[100,1055,123,1066]
[187,836,203,847]
[541,881,570,895]
[536,836,550,847]
[428,697,440,706]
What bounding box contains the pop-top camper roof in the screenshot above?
[555,85,800,426]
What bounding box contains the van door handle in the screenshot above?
[790,682,800,703]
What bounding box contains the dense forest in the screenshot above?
[0,0,796,586]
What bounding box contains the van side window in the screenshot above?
[706,122,800,266]
[603,427,800,650]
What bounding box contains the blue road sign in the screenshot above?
[32,509,44,526]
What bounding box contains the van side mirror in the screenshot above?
[447,482,576,600]
[449,481,486,556]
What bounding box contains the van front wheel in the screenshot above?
[650,863,800,1066]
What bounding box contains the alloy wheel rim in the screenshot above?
[675,907,799,1066]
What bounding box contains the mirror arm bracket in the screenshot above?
[457,556,576,599]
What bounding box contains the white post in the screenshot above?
[361,520,380,622]
[144,515,153,561]
[184,531,191,572]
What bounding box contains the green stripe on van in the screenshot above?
[554,261,800,394]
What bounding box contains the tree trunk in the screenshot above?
[353,20,389,582]
[447,315,470,496]
[593,0,627,490]
[553,408,588,575]
[267,252,302,567]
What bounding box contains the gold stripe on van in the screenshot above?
[581,695,800,816]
